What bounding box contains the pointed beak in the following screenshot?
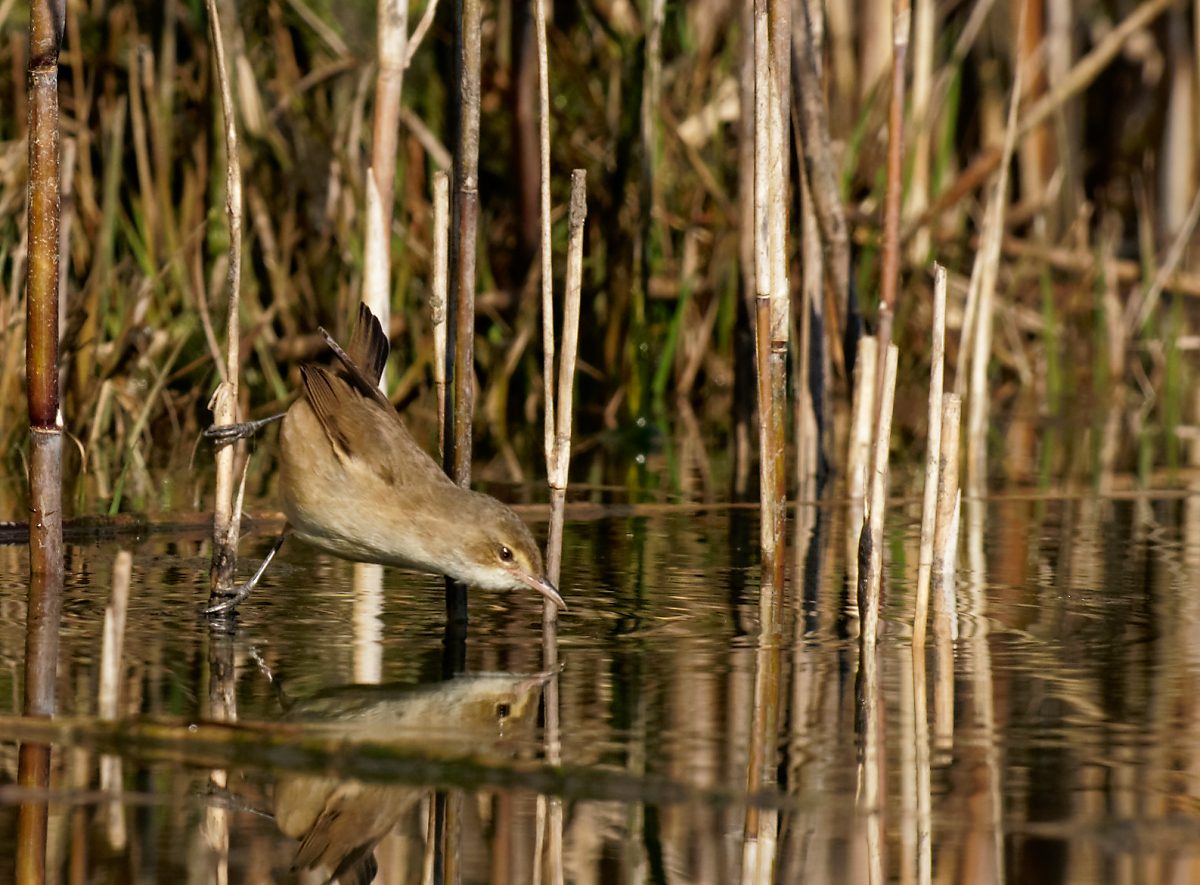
[514,570,567,610]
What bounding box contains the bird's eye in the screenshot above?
[499,545,514,562]
[496,703,511,719]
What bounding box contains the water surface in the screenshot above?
[2,492,1199,883]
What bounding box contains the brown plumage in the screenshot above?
[278,304,562,606]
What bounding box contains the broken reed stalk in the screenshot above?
[859,343,899,649]
[19,4,66,882]
[931,394,962,638]
[366,0,408,322]
[913,264,947,651]
[443,0,483,632]
[845,336,878,610]
[546,171,588,582]
[875,0,910,368]
[205,0,245,600]
[432,171,450,461]
[533,173,585,885]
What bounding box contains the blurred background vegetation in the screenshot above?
[0,0,1197,515]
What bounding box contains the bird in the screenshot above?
[273,671,551,885]
[205,303,564,614]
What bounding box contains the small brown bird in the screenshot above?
[274,672,550,884]
[206,304,563,614]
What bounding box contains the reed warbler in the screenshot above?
[206,304,564,614]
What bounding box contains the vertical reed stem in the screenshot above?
[932,394,962,637]
[536,0,556,476]
[432,170,450,461]
[445,0,481,489]
[19,4,65,881]
[206,0,244,599]
[846,336,878,609]
[860,343,899,648]
[876,0,910,365]
[440,4,482,879]
[442,0,482,640]
[913,264,946,650]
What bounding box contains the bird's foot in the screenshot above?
[203,413,286,446]
[203,528,290,615]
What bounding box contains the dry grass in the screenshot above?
[0,1,1195,516]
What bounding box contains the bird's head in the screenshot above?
[449,494,565,610]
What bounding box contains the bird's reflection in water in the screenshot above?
[271,671,551,885]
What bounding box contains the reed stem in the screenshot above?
[913,264,946,650]
[19,4,66,880]
[205,0,245,599]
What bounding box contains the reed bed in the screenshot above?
[0,1,1191,519]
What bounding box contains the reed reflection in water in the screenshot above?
[2,498,1200,882]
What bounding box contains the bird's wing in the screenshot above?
[347,302,390,387]
[317,304,392,412]
[298,364,451,488]
[298,364,354,458]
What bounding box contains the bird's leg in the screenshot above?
[204,412,287,446]
[205,526,291,615]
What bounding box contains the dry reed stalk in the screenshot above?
[860,343,898,649]
[205,0,245,601]
[354,0,410,693]
[906,0,935,261]
[966,57,1022,496]
[432,170,450,461]
[913,264,947,651]
[742,5,791,866]
[537,175,587,654]
[846,336,878,611]
[19,4,65,881]
[875,0,910,365]
[931,394,961,638]
[363,0,409,337]
[751,0,790,627]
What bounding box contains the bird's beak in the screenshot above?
[514,570,567,610]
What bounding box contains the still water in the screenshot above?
[2,490,1200,883]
